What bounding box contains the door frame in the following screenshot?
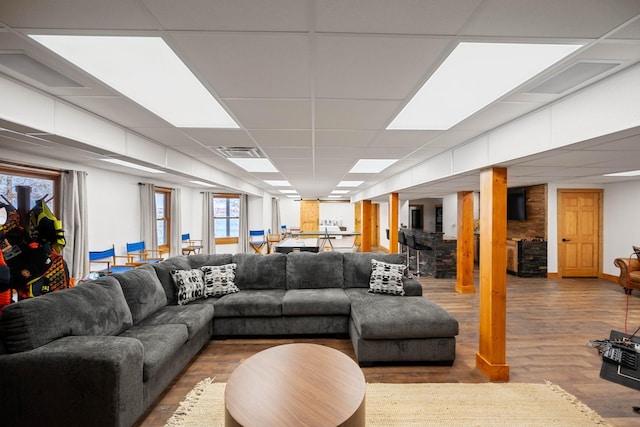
[556,188,603,278]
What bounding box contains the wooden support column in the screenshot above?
[476,167,510,381]
[360,200,372,252]
[388,193,399,253]
[456,191,475,294]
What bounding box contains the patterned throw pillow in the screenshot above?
[368,259,407,296]
[170,269,204,305]
[201,263,239,298]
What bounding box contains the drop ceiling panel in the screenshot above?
[143,0,310,31]
[225,99,311,130]
[248,130,311,148]
[455,100,546,132]
[315,0,482,35]
[315,99,400,130]
[315,35,451,100]
[315,130,377,148]
[461,0,640,38]
[171,33,310,99]
[180,128,256,147]
[262,147,312,159]
[0,0,160,30]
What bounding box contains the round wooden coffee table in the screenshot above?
[225,343,366,427]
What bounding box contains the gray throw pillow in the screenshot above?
[170,269,204,305]
[201,263,239,297]
[368,259,406,296]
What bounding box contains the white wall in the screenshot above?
[320,201,355,229]
[442,193,458,239]
[377,201,389,249]
[279,197,299,229]
[602,180,640,276]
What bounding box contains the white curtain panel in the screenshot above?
[271,197,281,235]
[60,170,88,280]
[139,183,157,251]
[170,187,181,257]
[201,191,215,254]
[239,194,249,253]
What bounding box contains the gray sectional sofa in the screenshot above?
[0,251,459,427]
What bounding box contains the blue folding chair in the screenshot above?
[126,241,162,265]
[89,245,133,275]
[181,233,203,255]
[249,229,267,254]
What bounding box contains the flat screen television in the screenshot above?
[507,187,527,221]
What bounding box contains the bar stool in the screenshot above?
[407,234,431,276]
[398,231,409,266]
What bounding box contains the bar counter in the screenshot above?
[399,229,457,278]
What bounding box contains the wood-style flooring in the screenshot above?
[137,272,640,427]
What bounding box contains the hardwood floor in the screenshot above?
[137,273,640,427]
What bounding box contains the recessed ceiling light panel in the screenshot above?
[604,170,640,177]
[349,159,398,174]
[337,180,364,187]
[387,42,583,130]
[29,35,239,128]
[264,180,291,187]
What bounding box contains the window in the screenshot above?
[213,194,239,244]
[155,188,171,254]
[0,164,60,223]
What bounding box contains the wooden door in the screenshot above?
[371,204,379,247]
[558,190,601,277]
[354,202,361,246]
[300,200,319,232]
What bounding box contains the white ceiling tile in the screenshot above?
[315,99,400,130]
[144,0,310,31]
[225,99,311,129]
[315,35,451,99]
[172,33,310,98]
[315,0,482,34]
[249,130,312,148]
[315,130,378,148]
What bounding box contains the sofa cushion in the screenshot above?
[147,257,192,305]
[282,289,351,316]
[214,289,285,317]
[118,323,188,382]
[369,259,407,296]
[232,253,286,290]
[201,263,239,297]
[136,303,214,340]
[170,269,204,305]
[186,253,234,270]
[349,291,459,340]
[0,276,132,353]
[343,252,406,288]
[286,251,344,289]
[114,267,167,323]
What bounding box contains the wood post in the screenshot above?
[360,200,372,252]
[388,193,399,253]
[456,191,475,294]
[476,167,510,381]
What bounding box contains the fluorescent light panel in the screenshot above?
[388,42,583,130]
[100,158,164,174]
[29,35,238,128]
[264,180,291,187]
[604,170,640,177]
[349,159,397,174]
[331,190,350,194]
[337,180,364,187]
[228,158,278,173]
[286,194,300,198]
[279,189,298,194]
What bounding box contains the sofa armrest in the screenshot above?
[614,257,640,287]
[403,276,423,296]
[0,335,144,427]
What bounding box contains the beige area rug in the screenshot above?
[165,378,610,427]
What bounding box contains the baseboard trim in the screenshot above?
[547,272,561,279]
[600,273,618,283]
